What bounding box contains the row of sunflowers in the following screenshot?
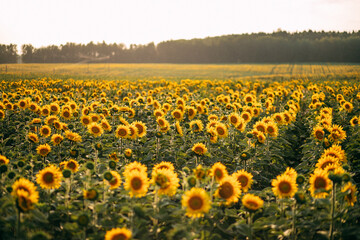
[0,77,359,240]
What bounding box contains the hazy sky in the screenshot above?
[0,0,359,50]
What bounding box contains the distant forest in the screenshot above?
[1,30,360,63]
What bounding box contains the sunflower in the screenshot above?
[154,109,165,118]
[190,120,204,133]
[156,117,168,128]
[214,175,241,205]
[124,148,132,158]
[115,125,130,139]
[88,122,104,137]
[322,144,346,163]
[210,162,228,182]
[172,109,184,121]
[242,194,264,212]
[208,114,218,121]
[284,167,298,180]
[51,134,64,145]
[257,132,266,144]
[124,170,149,198]
[50,102,60,114]
[182,188,211,218]
[192,143,207,156]
[105,227,132,240]
[228,112,241,127]
[175,121,183,136]
[313,125,325,141]
[28,133,39,143]
[151,169,180,196]
[123,161,147,178]
[36,165,62,189]
[106,171,122,190]
[316,156,338,170]
[128,124,138,140]
[350,116,359,126]
[15,189,37,212]
[36,144,51,157]
[215,122,228,138]
[193,164,207,180]
[329,125,347,143]
[232,169,253,192]
[109,152,119,162]
[80,115,92,126]
[342,102,353,113]
[153,161,175,172]
[253,121,266,133]
[61,109,72,120]
[53,120,63,131]
[186,107,197,120]
[39,125,51,138]
[65,130,82,142]
[133,121,147,138]
[45,115,59,125]
[18,99,28,110]
[240,112,252,123]
[273,113,284,125]
[309,169,332,198]
[235,119,247,133]
[271,174,298,199]
[83,188,99,201]
[266,122,278,137]
[64,159,80,173]
[0,154,9,165]
[342,182,357,206]
[100,119,112,132]
[11,178,39,203]
[89,113,100,123]
[0,110,5,119]
[41,106,51,116]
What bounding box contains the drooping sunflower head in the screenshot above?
[342,182,357,206]
[232,169,253,192]
[192,143,207,156]
[214,175,241,205]
[105,227,132,240]
[181,187,211,218]
[242,193,264,212]
[36,165,62,190]
[210,162,228,182]
[271,174,298,199]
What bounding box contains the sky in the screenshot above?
[0,0,359,52]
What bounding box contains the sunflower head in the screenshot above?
[271,174,298,199]
[214,175,241,205]
[192,143,207,156]
[342,182,357,206]
[124,170,149,198]
[115,125,130,139]
[182,187,211,218]
[232,169,253,192]
[0,155,9,165]
[105,227,132,240]
[36,144,51,157]
[36,165,62,190]
[309,169,332,198]
[210,162,228,182]
[242,194,264,212]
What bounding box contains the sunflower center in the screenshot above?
[174,112,181,119]
[314,177,326,189]
[112,233,127,240]
[110,178,118,186]
[246,200,258,209]
[67,162,76,170]
[315,130,324,139]
[131,177,142,190]
[267,126,274,133]
[257,126,265,132]
[188,196,203,210]
[194,146,204,154]
[238,176,249,187]
[63,111,70,117]
[92,126,100,134]
[278,181,292,194]
[40,148,49,155]
[230,116,238,124]
[219,182,234,199]
[214,169,223,179]
[83,119,90,124]
[42,128,49,135]
[118,129,127,136]
[43,172,54,184]
[217,127,225,135]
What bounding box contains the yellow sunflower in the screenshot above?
[133,121,147,138]
[172,109,184,121]
[283,167,298,180]
[182,187,211,218]
[27,132,39,143]
[193,164,207,180]
[215,122,228,138]
[313,125,325,141]
[190,120,204,133]
[175,121,183,136]
[309,169,332,198]
[39,125,51,138]
[115,125,130,139]
[153,161,175,172]
[50,133,63,145]
[210,162,228,182]
[240,112,252,123]
[106,171,122,190]
[124,170,149,198]
[128,124,138,140]
[100,119,112,132]
[253,121,267,133]
[187,107,197,120]
[266,122,278,138]
[242,194,264,212]
[123,161,147,177]
[105,227,132,240]
[36,165,62,189]
[64,159,80,173]
[271,174,298,199]
[350,116,359,126]
[61,109,72,120]
[329,124,346,143]
[151,169,180,196]
[228,112,241,127]
[232,169,253,192]
[88,122,104,137]
[214,175,241,205]
[316,156,338,170]
[342,182,357,206]
[65,130,82,142]
[36,144,51,157]
[192,143,207,156]
[80,115,92,126]
[11,178,39,203]
[235,119,247,133]
[0,154,9,165]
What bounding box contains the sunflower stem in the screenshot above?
[292,200,296,240]
[329,183,336,240]
[248,212,253,240]
[16,209,21,239]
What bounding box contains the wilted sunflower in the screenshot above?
[192,143,207,156]
[36,144,51,157]
[272,174,298,199]
[51,134,64,145]
[124,170,149,198]
[342,182,357,206]
[109,152,119,162]
[39,125,51,138]
[88,122,104,137]
[105,227,132,240]
[36,165,62,189]
[210,162,228,182]
[309,169,332,198]
[182,187,211,218]
[28,133,39,143]
[242,194,264,212]
[214,175,241,205]
[133,121,147,138]
[106,171,122,190]
[232,169,253,192]
[115,125,130,139]
[151,169,180,196]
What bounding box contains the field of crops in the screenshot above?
[0,64,359,240]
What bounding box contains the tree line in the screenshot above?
[1,30,360,63]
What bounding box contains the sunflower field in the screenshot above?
[0,65,360,240]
